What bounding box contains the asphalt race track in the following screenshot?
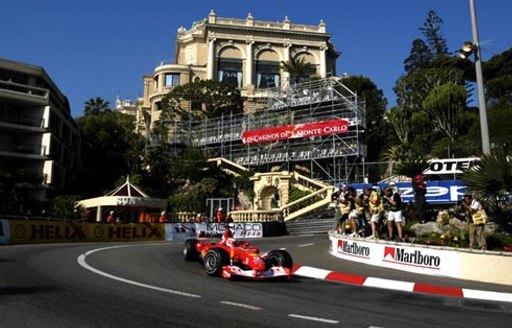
[1,235,511,328]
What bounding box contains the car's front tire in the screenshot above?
[203,248,229,276]
[265,250,293,270]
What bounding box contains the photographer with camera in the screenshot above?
[461,194,487,250]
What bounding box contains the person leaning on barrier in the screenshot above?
[367,187,384,240]
[383,187,405,242]
[330,187,341,232]
[461,194,487,250]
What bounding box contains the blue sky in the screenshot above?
[1,0,510,118]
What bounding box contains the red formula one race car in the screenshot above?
[183,237,293,280]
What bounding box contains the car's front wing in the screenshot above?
[221,266,291,280]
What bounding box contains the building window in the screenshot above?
[256,61,280,89]
[165,73,180,87]
[217,58,242,88]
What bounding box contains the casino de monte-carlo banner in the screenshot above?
[242,119,349,144]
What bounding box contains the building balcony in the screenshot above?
[0,142,47,157]
[0,79,49,105]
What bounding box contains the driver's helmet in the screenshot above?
[225,237,236,247]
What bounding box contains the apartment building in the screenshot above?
[139,10,340,130]
[0,57,81,202]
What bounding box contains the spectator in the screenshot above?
[106,211,115,223]
[225,212,234,223]
[413,174,428,223]
[461,194,487,250]
[355,188,371,236]
[383,187,405,241]
[215,207,225,223]
[158,211,168,223]
[367,187,383,240]
[346,187,359,237]
[195,213,203,223]
[330,187,341,232]
[338,185,352,234]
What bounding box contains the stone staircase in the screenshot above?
[285,208,335,235]
[209,157,334,223]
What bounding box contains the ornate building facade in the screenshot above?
[139,10,340,130]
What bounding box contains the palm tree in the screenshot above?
[461,151,512,232]
[83,97,111,115]
[280,57,316,85]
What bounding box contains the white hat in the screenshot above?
[389,182,396,186]
[161,211,166,216]
[196,213,202,217]
[109,211,114,214]
[218,207,222,211]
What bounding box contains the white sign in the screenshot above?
[330,236,460,278]
[423,158,480,175]
[195,222,263,239]
[166,223,197,241]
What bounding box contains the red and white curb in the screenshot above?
[292,265,512,303]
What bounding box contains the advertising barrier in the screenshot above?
[330,235,460,278]
[194,222,263,239]
[349,180,466,204]
[2,220,165,244]
[0,220,272,245]
[166,223,197,241]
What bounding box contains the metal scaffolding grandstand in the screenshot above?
[160,77,367,185]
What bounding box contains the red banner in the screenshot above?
[242,119,349,144]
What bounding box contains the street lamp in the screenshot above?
[459,0,490,155]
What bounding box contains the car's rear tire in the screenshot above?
[183,239,198,261]
[265,250,293,270]
[203,248,229,276]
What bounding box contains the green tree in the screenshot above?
[404,39,433,74]
[461,151,512,232]
[420,10,449,58]
[160,79,243,121]
[394,67,465,113]
[484,48,512,110]
[0,170,43,214]
[73,110,143,197]
[83,97,111,116]
[422,82,467,143]
[280,56,316,85]
[339,76,388,161]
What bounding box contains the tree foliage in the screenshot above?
[339,76,388,161]
[280,56,316,85]
[461,152,512,231]
[419,10,449,58]
[0,170,43,214]
[74,108,143,197]
[404,39,433,74]
[160,79,243,121]
[422,82,467,142]
[83,97,111,116]
[484,47,512,110]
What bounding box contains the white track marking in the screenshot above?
[77,245,201,298]
[220,301,262,310]
[363,277,414,292]
[293,266,331,279]
[288,314,339,324]
[462,288,512,303]
[297,243,315,247]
